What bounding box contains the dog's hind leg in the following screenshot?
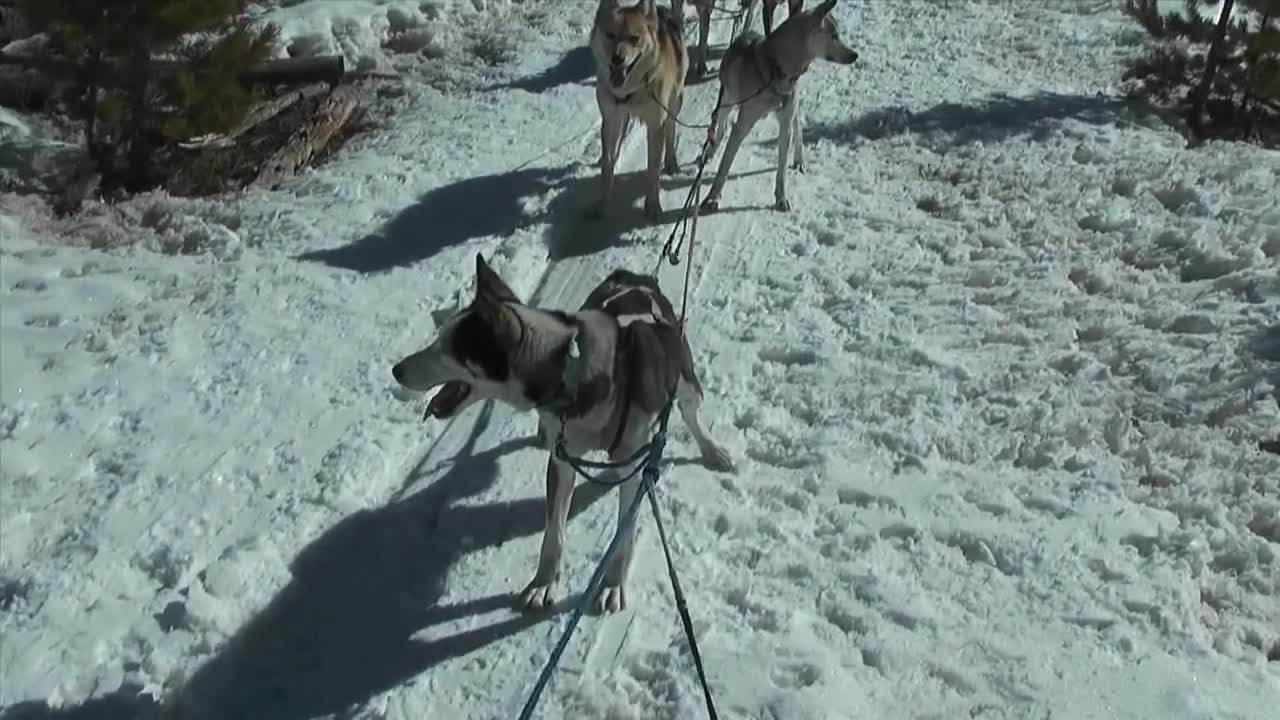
[521,454,577,610]
[695,1,712,76]
[676,377,736,472]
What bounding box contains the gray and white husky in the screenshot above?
[392,254,736,613]
[699,0,858,213]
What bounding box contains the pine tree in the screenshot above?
[19,0,279,191]
[1124,0,1279,146]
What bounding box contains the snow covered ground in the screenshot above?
[2,0,1279,718]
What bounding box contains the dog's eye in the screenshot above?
[627,34,640,44]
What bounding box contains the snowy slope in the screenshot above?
[2,1,1279,719]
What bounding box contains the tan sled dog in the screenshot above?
[699,0,857,213]
[590,0,689,222]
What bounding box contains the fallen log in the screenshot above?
[254,83,359,190]
[240,55,345,87]
[177,82,328,149]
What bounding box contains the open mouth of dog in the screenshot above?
[426,381,471,419]
[610,56,639,89]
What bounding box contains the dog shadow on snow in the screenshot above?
[485,45,595,94]
[294,164,579,274]
[156,401,613,720]
[295,157,761,272]
[797,91,1156,152]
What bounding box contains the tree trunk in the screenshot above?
[1187,0,1237,137]
[125,47,153,190]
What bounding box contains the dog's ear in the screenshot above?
[474,252,519,304]
[813,0,837,19]
[473,292,522,345]
[473,253,522,345]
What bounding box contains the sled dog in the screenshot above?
[699,0,857,213]
[391,254,736,613]
[590,0,689,222]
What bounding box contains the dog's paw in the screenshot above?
[791,160,807,174]
[521,581,557,611]
[700,196,720,213]
[701,444,737,474]
[596,585,627,613]
[774,197,792,213]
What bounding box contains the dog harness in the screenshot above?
[600,286,668,455]
[755,46,796,105]
[558,286,669,457]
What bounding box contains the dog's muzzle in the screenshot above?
[609,54,637,88]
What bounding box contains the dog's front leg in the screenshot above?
[643,120,666,221]
[663,92,682,176]
[774,100,797,211]
[696,100,731,168]
[521,455,576,610]
[590,105,627,219]
[700,107,762,212]
[597,438,650,613]
[791,97,805,173]
[598,115,630,168]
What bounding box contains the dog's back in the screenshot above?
[581,271,701,414]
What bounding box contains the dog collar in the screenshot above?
[607,66,652,105]
[609,85,639,104]
[535,327,588,415]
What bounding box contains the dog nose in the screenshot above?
[611,54,625,67]
[392,363,405,382]
[851,51,859,62]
